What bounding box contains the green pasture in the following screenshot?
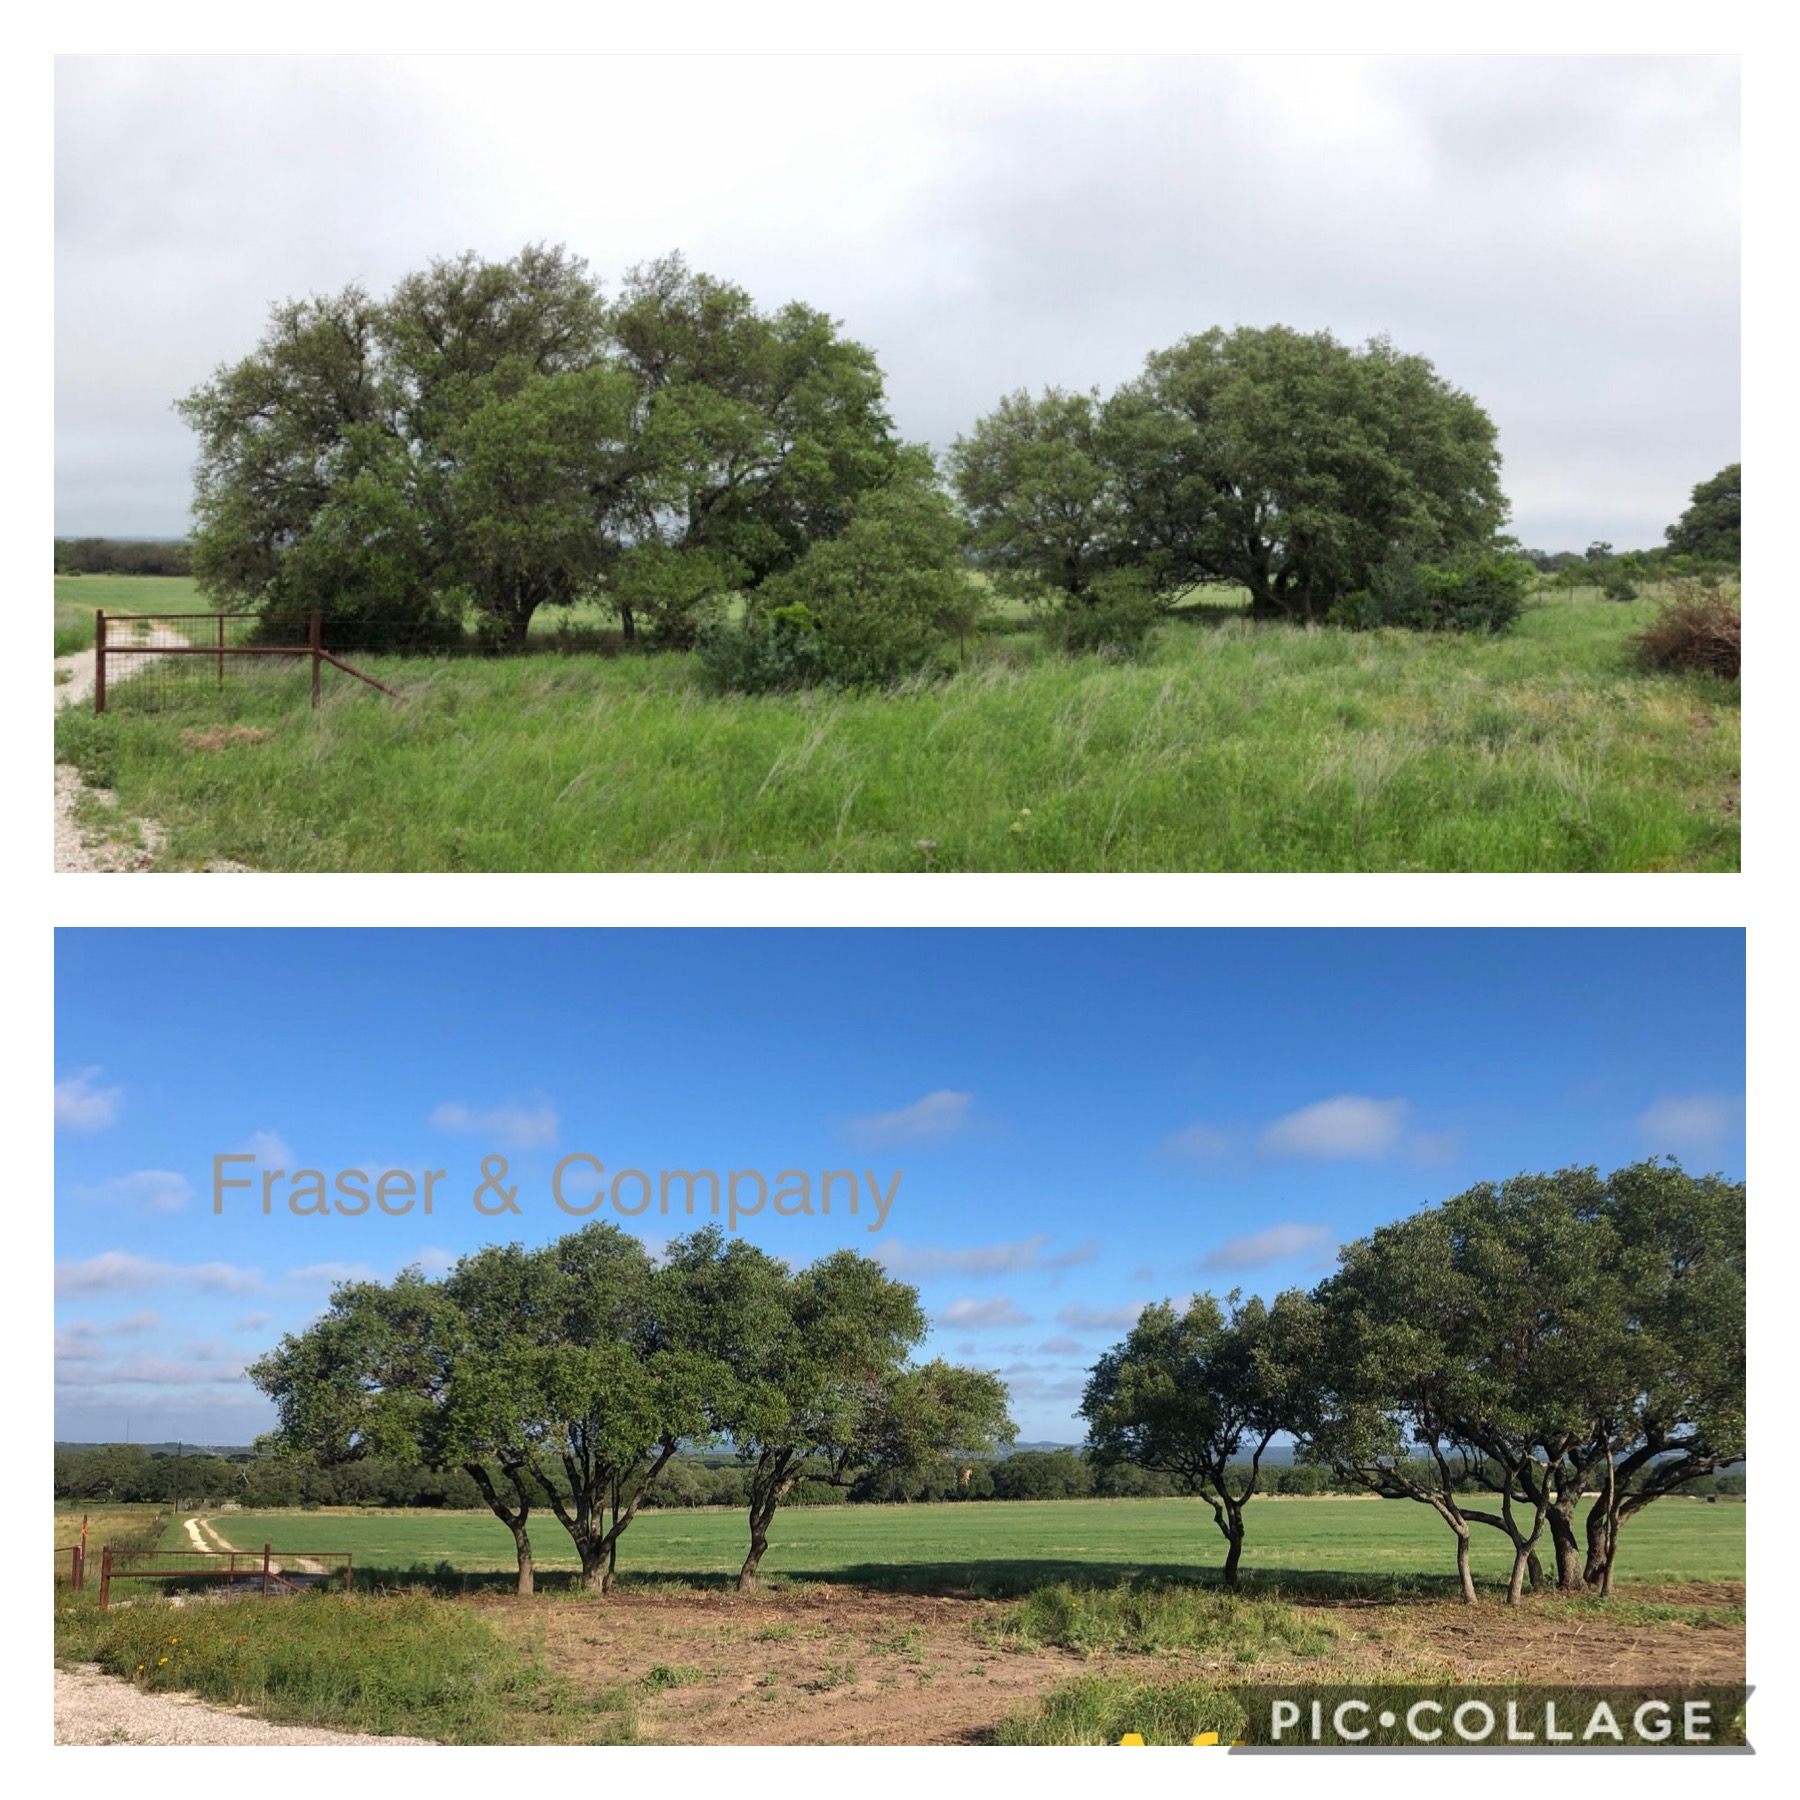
[157,1496,1746,1593]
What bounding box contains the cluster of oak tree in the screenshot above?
[247,1157,1739,1604]
[1082,1159,1743,1604]
[177,243,1542,682]
[248,1227,1015,1593]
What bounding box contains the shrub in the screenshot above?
[1630,581,1741,679]
[1044,568,1160,657]
[695,603,828,694]
[1602,572,1640,603]
[1335,551,1532,635]
[700,465,983,692]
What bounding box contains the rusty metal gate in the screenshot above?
[93,609,399,713]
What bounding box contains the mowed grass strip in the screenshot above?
[54,588,1739,872]
[159,1496,1746,1592]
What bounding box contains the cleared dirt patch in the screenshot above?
[471,1580,1747,1746]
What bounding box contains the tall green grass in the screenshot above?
[54,1588,635,1744]
[54,594,1739,872]
[989,1580,1336,1659]
[996,1673,1249,1745]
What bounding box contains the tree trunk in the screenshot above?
[1454,1528,1476,1605]
[737,1522,770,1593]
[1546,1500,1586,1590]
[619,604,636,644]
[512,1522,535,1597]
[1221,1511,1244,1587]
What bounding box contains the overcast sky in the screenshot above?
[55,54,1738,549]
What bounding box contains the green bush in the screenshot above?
[1335,551,1532,635]
[701,464,983,692]
[1044,569,1160,657]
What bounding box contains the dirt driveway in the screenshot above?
[54,627,248,873]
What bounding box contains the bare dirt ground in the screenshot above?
[53,629,250,873]
[476,1580,1749,1747]
[54,1664,434,1746]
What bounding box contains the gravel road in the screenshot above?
[54,628,248,873]
[55,1664,435,1746]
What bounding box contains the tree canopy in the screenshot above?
[179,246,904,651]
[1664,463,1741,564]
[953,326,1509,622]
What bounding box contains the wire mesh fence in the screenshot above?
[96,1544,354,1606]
[95,611,399,714]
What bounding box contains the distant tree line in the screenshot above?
[54,538,193,577]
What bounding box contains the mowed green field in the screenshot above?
[159,1497,1746,1590]
[55,579,1739,872]
[53,574,204,655]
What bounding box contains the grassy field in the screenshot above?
[150,1496,1746,1592]
[53,577,1739,872]
[53,573,204,655]
[52,1496,1744,1744]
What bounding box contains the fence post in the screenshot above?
[262,1542,272,1597]
[70,1545,82,1590]
[94,611,107,714]
[309,610,322,708]
[98,1545,112,1610]
[344,1555,353,1594]
[218,614,226,686]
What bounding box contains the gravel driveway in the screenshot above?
[54,629,249,873]
[55,1664,434,1746]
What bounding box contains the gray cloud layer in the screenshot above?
[56,55,1738,547]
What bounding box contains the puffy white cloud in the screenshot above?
[67,1169,192,1213]
[845,1089,975,1147]
[1202,1222,1336,1271]
[54,1252,260,1296]
[937,1295,1033,1328]
[55,1069,122,1131]
[1638,1094,1743,1152]
[428,1099,558,1149]
[1259,1095,1408,1159]
[879,1233,1097,1277]
[1056,1301,1146,1330]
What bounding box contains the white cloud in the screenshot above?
[285,1261,382,1286]
[1202,1222,1336,1271]
[243,1130,297,1167]
[55,1069,122,1131]
[54,1252,261,1296]
[937,1296,1033,1328]
[67,1169,192,1213]
[1638,1094,1743,1152]
[1036,1335,1084,1355]
[879,1234,1097,1278]
[1259,1095,1409,1159]
[428,1099,559,1149]
[233,1311,273,1331]
[1056,1301,1145,1330]
[1160,1121,1234,1158]
[845,1089,975,1147]
[410,1246,458,1275]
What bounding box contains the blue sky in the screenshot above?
[54,928,1745,1446]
